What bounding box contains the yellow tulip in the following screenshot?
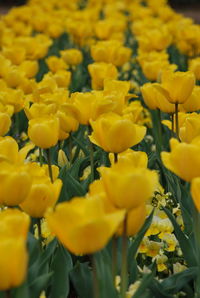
[161,138,200,181]
[45,56,68,73]
[89,112,146,153]
[179,114,200,143]
[0,238,28,291]
[160,70,195,104]
[20,173,62,218]
[46,196,125,255]
[182,86,200,112]
[98,162,158,210]
[18,60,39,79]
[117,204,146,236]
[0,162,32,206]
[189,57,200,80]
[0,208,30,239]
[28,116,59,148]
[88,62,118,90]
[0,113,11,136]
[191,178,200,212]
[60,49,83,66]
[109,149,148,168]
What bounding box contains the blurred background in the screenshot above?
[0,0,200,23]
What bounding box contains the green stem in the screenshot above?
[194,208,200,297]
[88,126,94,182]
[171,113,175,134]
[91,255,99,298]
[112,236,117,285]
[46,148,53,183]
[39,148,42,167]
[157,109,163,150]
[6,290,11,298]
[114,153,118,163]
[68,134,73,164]
[175,103,179,140]
[37,218,43,251]
[121,214,128,298]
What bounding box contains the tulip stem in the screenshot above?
[46,148,53,183]
[157,109,163,150]
[175,103,179,140]
[171,113,175,134]
[6,290,11,298]
[37,218,43,251]
[114,153,118,163]
[121,214,128,298]
[88,126,94,182]
[91,255,99,298]
[68,134,73,163]
[112,236,117,285]
[193,208,200,297]
[39,148,43,166]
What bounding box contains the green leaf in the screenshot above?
[49,245,73,298]
[12,282,30,298]
[163,207,196,267]
[128,210,154,267]
[94,250,118,298]
[132,271,154,298]
[70,262,93,298]
[161,267,197,294]
[29,272,53,298]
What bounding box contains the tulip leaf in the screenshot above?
[94,250,118,298]
[49,245,73,298]
[128,210,154,266]
[148,279,173,298]
[29,272,53,298]
[70,262,93,298]
[163,207,197,267]
[12,281,30,298]
[132,271,155,298]
[161,267,197,294]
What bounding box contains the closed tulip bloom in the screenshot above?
[88,62,118,90]
[28,116,59,148]
[161,138,200,181]
[141,83,175,113]
[117,203,146,236]
[179,114,200,143]
[0,209,30,239]
[20,175,62,218]
[89,112,146,153]
[189,57,200,80]
[98,162,158,210]
[191,178,200,212]
[60,49,83,66]
[0,162,32,206]
[0,238,28,291]
[109,149,148,168]
[46,196,125,255]
[18,60,39,79]
[0,113,11,136]
[160,70,195,104]
[182,86,200,112]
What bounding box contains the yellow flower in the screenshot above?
[189,57,200,80]
[20,163,62,218]
[88,62,118,90]
[46,196,125,255]
[89,112,146,153]
[161,138,200,181]
[45,56,68,73]
[18,60,39,79]
[98,161,158,210]
[60,49,83,66]
[179,113,200,143]
[182,86,200,112]
[191,177,200,212]
[58,149,69,168]
[0,238,28,290]
[109,149,148,168]
[158,70,196,104]
[28,116,59,148]
[0,112,11,136]
[156,254,168,272]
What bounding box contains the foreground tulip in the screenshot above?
[191,178,200,212]
[0,238,28,291]
[98,162,158,210]
[28,116,59,148]
[161,138,200,181]
[0,208,30,291]
[60,49,83,66]
[46,196,125,255]
[89,112,146,153]
[182,86,200,112]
